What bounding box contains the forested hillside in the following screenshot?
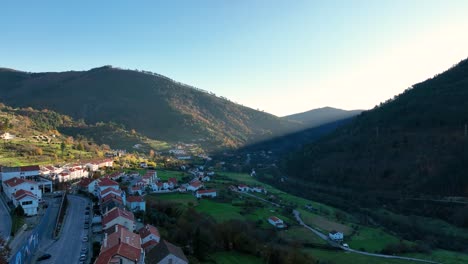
[0,66,301,149]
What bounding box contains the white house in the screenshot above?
[0,132,15,140]
[127,196,146,212]
[12,189,39,216]
[2,177,42,201]
[238,184,250,192]
[96,178,120,196]
[329,231,344,241]
[187,180,203,191]
[268,216,285,228]
[139,224,160,252]
[100,187,126,205]
[146,240,188,264]
[0,165,40,181]
[102,207,136,232]
[251,186,267,194]
[195,189,217,198]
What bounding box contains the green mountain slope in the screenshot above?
[0,66,301,148]
[285,58,468,197]
[283,107,362,127]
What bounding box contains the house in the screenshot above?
[101,188,126,205]
[268,216,286,228]
[139,224,160,252]
[127,196,146,212]
[102,207,136,232]
[2,177,42,201]
[237,184,250,192]
[195,189,217,199]
[0,165,40,181]
[151,182,164,192]
[140,162,148,168]
[187,180,202,191]
[177,186,187,193]
[167,178,177,188]
[101,195,125,213]
[96,225,144,264]
[0,132,15,140]
[12,189,39,216]
[96,178,120,196]
[105,171,124,180]
[206,171,215,176]
[129,186,143,196]
[328,231,344,242]
[251,186,267,194]
[201,175,210,182]
[145,240,188,264]
[77,178,94,193]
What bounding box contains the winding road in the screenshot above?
[293,210,440,264]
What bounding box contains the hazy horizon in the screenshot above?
[2,0,468,116]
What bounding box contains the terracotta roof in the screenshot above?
[13,189,37,200]
[189,181,202,188]
[197,189,216,194]
[141,240,158,252]
[96,227,142,264]
[156,182,163,187]
[145,240,188,264]
[99,178,119,187]
[101,194,123,205]
[102,207,135,226]
[269,216,281,222]
[20,165,40,172]
[168,177,177,185]
[238,184,248,188]
[138,224,160,241]
[78,178,93,188]
[3,177,36,188]
[131,186,141,191]
[127,196,144,203]
[101,187,122,196]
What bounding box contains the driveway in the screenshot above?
[38,195,91,264]
[0,195,11,241]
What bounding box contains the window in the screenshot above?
[22,201,33,205]
[31,187,34,190]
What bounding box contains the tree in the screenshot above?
[0,237,10,264]
[60,141,66,156]
[35,147,43,156]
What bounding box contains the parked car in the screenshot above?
[37,254,51,261]
[82,236,88,242]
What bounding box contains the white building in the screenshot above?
[195,189,217,198]
[2,177,42,201]
[0,165,40,181]
[12,189,39,216]
[127,196,146,212]
[268,216,285,228]
[329,231,344,241]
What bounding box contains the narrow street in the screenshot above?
[37,195,91,264]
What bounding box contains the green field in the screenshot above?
[279,226,328,245]
[347,226,402,253]
[146,193,197,206]
[157,170,187,181]
[405,249,468,264]
[197,199,244,222]
[205,251,263,264]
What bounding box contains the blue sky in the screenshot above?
[2,1,468,116]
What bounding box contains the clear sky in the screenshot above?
[2,0,468,116]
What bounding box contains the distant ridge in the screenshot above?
[283,107,363,127]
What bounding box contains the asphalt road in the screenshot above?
[38,195,91,264]
[0,196,12,241]
[293,210,440,264]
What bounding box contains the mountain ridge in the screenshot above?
[0,66,303,149]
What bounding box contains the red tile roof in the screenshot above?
[269,216,281,222]
[127,196,144,203]
[98,178,119,187]
[20,165,40,172]
[141,240,158,252]
[3,177,36,188]
[78,178,93,188]
[13,189,37,200]
[168,177,177,185]
[138,224,160,241]
[189,180,202,188]
[102,207,135,226]
[95,227,141,264]
[101,194,123,205]
[101,187,122,196]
